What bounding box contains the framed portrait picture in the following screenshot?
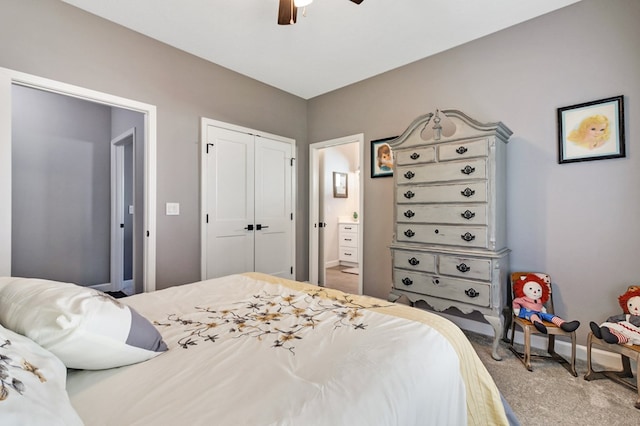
[333,172,348,198]
[371,137,397,178]
[557,95,625,164]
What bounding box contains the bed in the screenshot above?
[0,273,515,425]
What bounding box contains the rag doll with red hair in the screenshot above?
[512,273,580,334]
[590,286,640,345]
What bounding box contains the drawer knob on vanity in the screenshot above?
[461,210,476,220]
[404,210,415,218]
[410,152,420,160]
[432,278,440,285]
[460,165,476,175]
[456,263,471,273]
[404,229,415,238]
[404,171,415,179]
[456,146,468,155]
[402,277,413,286]
[404,190,415,199]
[460,188,475,198]
[465,288,479,298]
[408,257,420,266]
[461,232,476,242]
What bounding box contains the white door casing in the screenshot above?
[0,67,157,292]
[308,134,364,293]
[201,118,295,280]
[111,128,135,292]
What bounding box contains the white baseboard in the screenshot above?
[440,312,629,372]
[325,260,339,268]
[90,282,112,292]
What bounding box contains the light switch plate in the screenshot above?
[166,202,180,216]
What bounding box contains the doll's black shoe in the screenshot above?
[560,320,580,332]
[533,321,547,334]
[589,321,603,339]
[600,327,619,344]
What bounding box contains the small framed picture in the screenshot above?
[371,137,397,178]
[333,172,348,198]
[557,95,625,164]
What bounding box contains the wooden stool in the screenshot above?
[584,331,640,409]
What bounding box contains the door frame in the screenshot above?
[309,134,364,294]
[0,67,157,292]
[199,117,297,280]
[111,128,135,292]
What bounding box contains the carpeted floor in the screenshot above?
[465,330,639,425]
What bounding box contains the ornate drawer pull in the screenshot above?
[404,229,415,238]
[460,188,475,197]
[404,210,415,218]
[461,232,475,242]
[402,277,413,286]
[465,288,479,298]
[461,210,475,220]
[410,152,420,160]
[456,146,468,155]
[408,257,420,266]
[404,190,415,199]
[461,165,475,175]
[404,170,415,179]
[456,263,471,273]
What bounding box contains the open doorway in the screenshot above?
[309,134,363,294]
[0,67,157,293]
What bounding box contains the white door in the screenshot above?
[202,121,294,280]
[254,136,293,278]
[205,126,255,278]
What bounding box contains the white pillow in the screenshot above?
[0,323,84,425]
[0,277,167,370]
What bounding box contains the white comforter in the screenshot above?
[67,273,502,425]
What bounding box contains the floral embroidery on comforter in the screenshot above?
[154,287,391,354]
[0,339,46,401]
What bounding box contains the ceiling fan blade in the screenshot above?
[350,0,364,4]
[278,0,297,25]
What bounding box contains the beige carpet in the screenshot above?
[465,331,639,425]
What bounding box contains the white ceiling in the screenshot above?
[61,0,581,99]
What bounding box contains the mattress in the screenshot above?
[66,272,509,425]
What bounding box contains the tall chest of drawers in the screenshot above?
[388,110,512,360]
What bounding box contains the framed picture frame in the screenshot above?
[371,137,397,178]
[557,95,625,164]
[333,172,348,198]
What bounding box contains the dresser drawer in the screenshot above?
[395,146,436,166]
[339,232,357,247]
[339,247,358,262]
[397,182,487,204]
[392,250,436,273]
[339,223,358,233]
[393,269,491,308]
[397,158,486,185]
[438,254,492,281]
[397,204,487,225]
[438,138,489,161]
[397,223,488,249]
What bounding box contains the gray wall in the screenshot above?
[0,0,308,290]
[308,0,640,343]
[11,85,111,285]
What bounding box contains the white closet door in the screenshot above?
[254,136,293,278]
[205,126,255,278]
[203,123,294,280]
